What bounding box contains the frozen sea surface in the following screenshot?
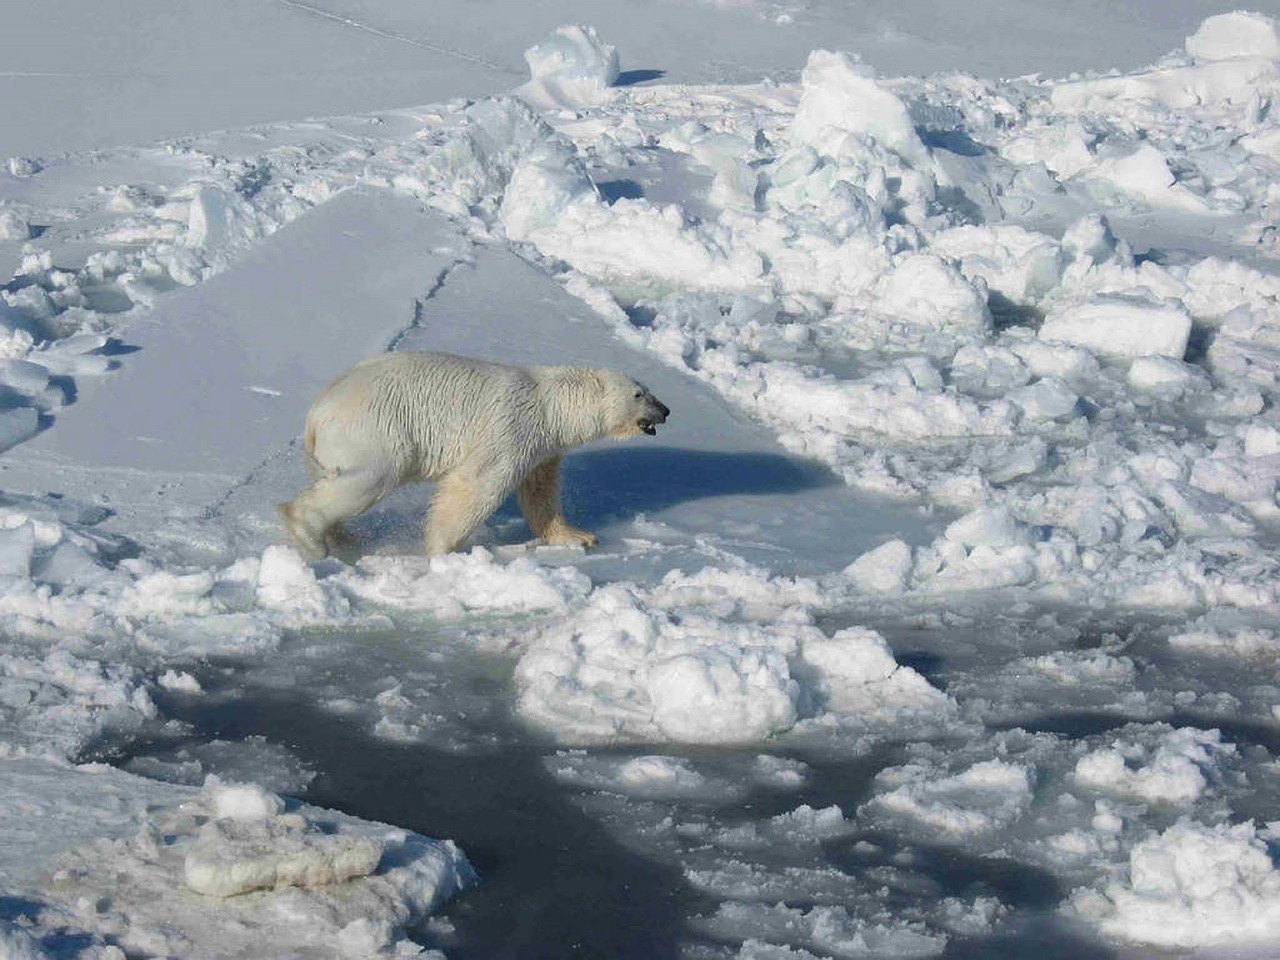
[7,3,1280,959]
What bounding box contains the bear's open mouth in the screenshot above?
[638,419,657,435]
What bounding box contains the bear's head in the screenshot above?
[599,371,671,439]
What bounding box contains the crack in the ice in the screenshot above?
[275,0,520,77]
[199,443,297,523]
[386,256,470,353]
[203,259,470,522]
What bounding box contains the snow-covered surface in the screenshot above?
[7,2,1280,957]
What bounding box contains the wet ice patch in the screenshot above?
[546,752,725,800]
[0,647,156,760]
[863,757,1035,841]
[36,771,475,958]
[699,901,947,959]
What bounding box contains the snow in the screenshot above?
[5,2,1280,956]
[1073,818,1280,949]
[19,764,473,957]
[1038,295,1193,360]
[518,24,620,108]
[1186,11,1280,61]
[790,51,930,169]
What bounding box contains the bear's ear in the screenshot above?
[588,370,609,394]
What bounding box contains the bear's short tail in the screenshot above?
[302,420,325,479]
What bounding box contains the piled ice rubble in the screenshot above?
[408,13,1280,615]
[9,11,1279,621]
[4,11,1280,956]
[1072,818,1280,949]
[515,567,953,745]
[33,772,475,958]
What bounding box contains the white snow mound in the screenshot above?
[1186,12,1280,62]
[791,50,930,168]
[1075,818,1280,948]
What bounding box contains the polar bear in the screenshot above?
[279,351,670,560]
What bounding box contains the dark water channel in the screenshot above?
[133,684,710,960]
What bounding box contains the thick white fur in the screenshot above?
[280,351,663,559]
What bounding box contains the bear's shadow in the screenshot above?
[554,446,836,524]
[349,447,836,551]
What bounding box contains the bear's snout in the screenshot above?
[638,396,670,436]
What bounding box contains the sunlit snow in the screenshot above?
[5,2,1280,958]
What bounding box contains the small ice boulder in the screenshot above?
[874,253,992,332]
[1008,377,1079,421]
[944,505,1032,549]
[1039,295,1192,360]
[185,185,240,250]
[1186,12,1280,62]
[526,24,619,86]
[845,539,913,594]
[0,208,31,240]
[256,545,349,623]
[7,157,41,178]
[0,521,36,577]
[208,778,286,821]
[790,50,930,168]
[184,816,384,898]
[519,25,619,107]
[1242,423,1280,458]
[647,646,798,745]
[1062,213,1129,268]
[1127,356,1208,396]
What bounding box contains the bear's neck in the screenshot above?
[535,367,608,449]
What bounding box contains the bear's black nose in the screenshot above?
[653,400,670,421]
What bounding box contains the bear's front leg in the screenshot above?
[516,455,598,549]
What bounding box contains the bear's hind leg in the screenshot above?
[280,467,393,561]
[516,455,597,549]
[423,466,514,556]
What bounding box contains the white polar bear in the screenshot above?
[280,351,670,559]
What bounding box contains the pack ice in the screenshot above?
[4,6,1280,958]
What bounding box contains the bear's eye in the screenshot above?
[634,390,643,399]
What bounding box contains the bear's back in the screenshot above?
[309,352,536,479]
